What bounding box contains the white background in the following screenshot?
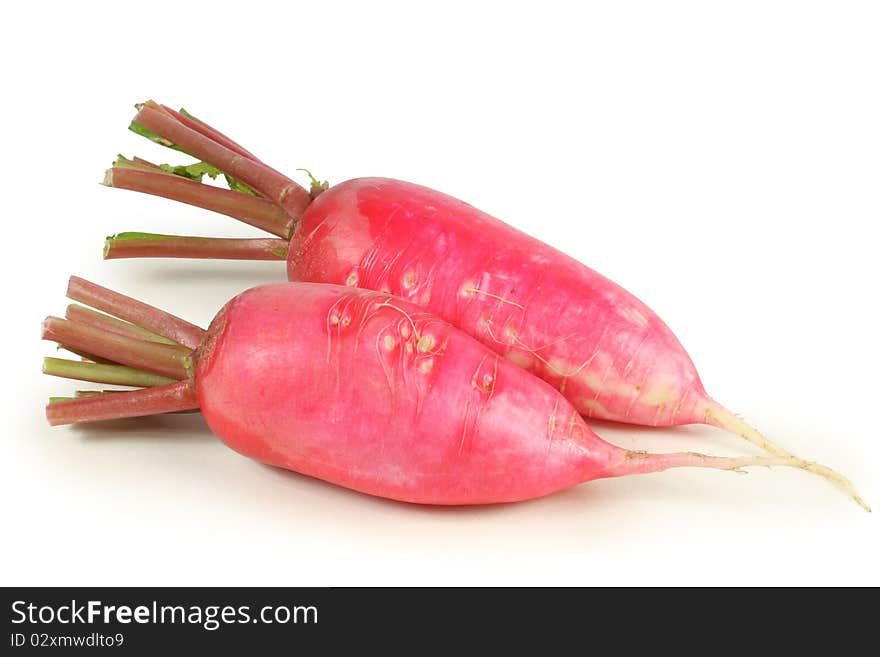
[2,1,877,586]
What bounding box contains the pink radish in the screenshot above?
[102,101,851,493]
[42,278,865,507]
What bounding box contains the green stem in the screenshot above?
[42,316,192,380]
[104,233,289,260]
[43,357,177,387]
[66,276,205,350]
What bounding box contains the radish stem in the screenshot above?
[105,166,292,238]
[46,380,198,425]
[104,233,289,260]
[42,317,191,380]
[66,304,177,345]
[67,276,205,349]
[43,357,177,387]
[61,389,200,414]
[57,344,116,365]
[165,106,257,159]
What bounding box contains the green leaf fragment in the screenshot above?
[104,232,176,257]
[296,168,323,187]
[297,168,330,197]
[223,173,258,196]
[178,107,198,121]
[106,231,178,242]
[128,120,189,153]
[158,161,223,182]
[110,155,157,173]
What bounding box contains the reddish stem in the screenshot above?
[105,167,293,238]
[64,390,200,414]
[57,345,116,365]
[42,317,192,380]
[134,101,311,221]
[104,233,289,260]
[161,105,257,160]
[67,276,205,350]
[46,380,199,426]
[66,304,177,345]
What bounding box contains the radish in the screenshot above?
[42,277,866,507]
[103,101,849,489]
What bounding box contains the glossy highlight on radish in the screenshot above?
[100,101,866,508]
[41,278,867,508]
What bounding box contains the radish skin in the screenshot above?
[290,178,706,429]
[42,279,868,508]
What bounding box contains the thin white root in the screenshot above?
[618,450,867,510]
[703,399,870,512]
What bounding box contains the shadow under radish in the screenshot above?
[65,411,214,442]
[148,261,288,288]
